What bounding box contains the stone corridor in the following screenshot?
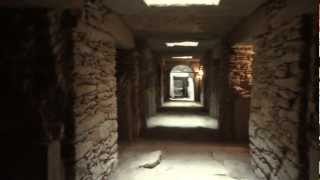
[0,0,318,180]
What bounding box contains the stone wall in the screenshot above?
[306,14,319,179]
[0,1,131,179]
[203,46,226,120]
[229,45,253,97]
[116,47,158,141]
[227,44,254,142]
[229,0,315,179]
[139,49,158,118]
[47,10,74,180]
[71,1,118,179]
[206,44,253,142]
[203,50,220,118]
[116,50,142,141]
[0,9,73,180]
[204,44,243,141]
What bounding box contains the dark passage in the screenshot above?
[0,1,318,180]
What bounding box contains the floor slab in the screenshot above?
[147,112,218,129]
[110,140,262,180]
[162,101,203,108]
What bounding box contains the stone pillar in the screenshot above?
[71,4,118,178]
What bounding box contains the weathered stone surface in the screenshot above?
[229,44,254,97]
[116,48,158,141]
[138,150,162,169]
[230,0,313,179]
[71,2,119,179]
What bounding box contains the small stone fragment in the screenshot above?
[139,150,162,169]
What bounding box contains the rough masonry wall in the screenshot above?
[139,49,158,118]
[116,48,158,141]
[229,45,253,97]
[204,44,240,141]
[116,50,142,141]
[248,17,305,180]
[306,17,319,179]
[0,9,73,180]
[228,45,253,142]
[47,10,75,180]
[230,0,314,179]
[203,46,226,120]
[203,51,220,118]
[0,4,121,180]
[71,1,118,179]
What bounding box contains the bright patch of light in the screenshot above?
[166,41,199,47]
[172,56,193,59]
[147,113,218,129]
[144,0,220,6]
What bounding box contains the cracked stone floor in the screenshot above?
[110,140,262,180]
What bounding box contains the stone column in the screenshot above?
[72,7,118,178]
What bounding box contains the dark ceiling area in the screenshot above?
[104,0,267,56]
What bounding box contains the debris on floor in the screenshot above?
[111,141,263,180]
[138,150,162,169]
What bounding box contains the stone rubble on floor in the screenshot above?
[138,150,163,169]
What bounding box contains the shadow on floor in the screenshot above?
[145,111,219,141]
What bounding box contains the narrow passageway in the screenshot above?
[0,0,317,180]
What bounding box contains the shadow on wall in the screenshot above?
[0,9,75,180]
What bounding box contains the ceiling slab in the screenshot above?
[104,0,267,55]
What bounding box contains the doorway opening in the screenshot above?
[170,65,195,101]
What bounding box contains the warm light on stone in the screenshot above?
[172,56,193,59]
[166,41,199,47]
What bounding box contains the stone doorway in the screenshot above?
[169,65,195,101]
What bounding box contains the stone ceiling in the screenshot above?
[104,0,267,56]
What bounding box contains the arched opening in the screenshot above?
[169,65,195,101]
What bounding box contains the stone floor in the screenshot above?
[147,112,218,129]
[162,101,203,108]
[110,140,262,180]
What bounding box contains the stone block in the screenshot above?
[74,84,96,97]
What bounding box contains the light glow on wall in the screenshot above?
[144,0,220,6]
[166,41,199,47]
[196,65,204,79]
[172,56,193,59]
